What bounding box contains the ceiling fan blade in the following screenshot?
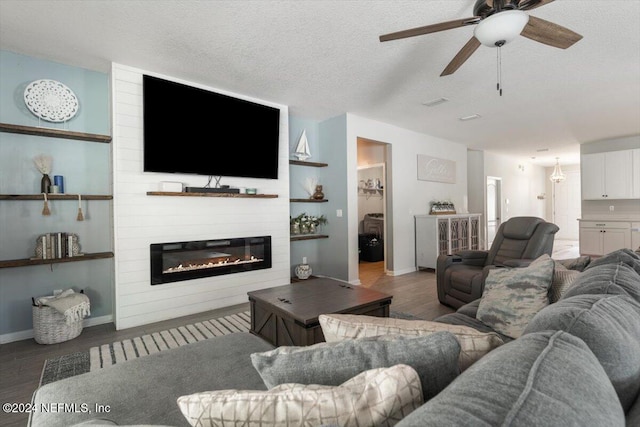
[441,37,482,76]
[521,16,583,49]
[379,17,480,42]
[519,0,555,11]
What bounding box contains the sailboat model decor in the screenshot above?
[294,130,311,161]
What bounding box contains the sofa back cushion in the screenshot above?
[628,390,640,427]
[524,294,640,412]
[562,262,640,303]
[585,248,640,274]
[394,331,625,427]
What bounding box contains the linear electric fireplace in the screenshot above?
[150,236,271,285]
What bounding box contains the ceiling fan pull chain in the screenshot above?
[497,45,503,96]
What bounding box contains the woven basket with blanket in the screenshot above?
[32,289,90,344]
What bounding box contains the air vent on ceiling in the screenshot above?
[459,114,481,121]
[422,97,449,107]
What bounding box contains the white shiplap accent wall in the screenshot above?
[111,63,291,330]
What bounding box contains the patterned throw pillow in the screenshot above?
[177,364,423,427]
[318,314,504,371]
[549,268,581,303]
[477,254,554,339]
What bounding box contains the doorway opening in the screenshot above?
[357,138,390,286]
[486,176,502,249]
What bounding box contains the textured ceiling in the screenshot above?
[1,0,639,166]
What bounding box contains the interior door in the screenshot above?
[486,177,502,249]
[553,170,581,240]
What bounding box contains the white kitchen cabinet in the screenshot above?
[415,214,481,269]
[579,220,632,256]
[581,150,634,200]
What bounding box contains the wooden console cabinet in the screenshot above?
[415,214,482,270]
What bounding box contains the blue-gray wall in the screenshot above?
[288,114,350,281]
[318,114,349,280]
[0,50,113,338]
[288,117,324,276]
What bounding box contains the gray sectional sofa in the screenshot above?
[30,249,640,427]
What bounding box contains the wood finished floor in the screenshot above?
[0,266,447,427]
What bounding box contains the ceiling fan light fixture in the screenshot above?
[474,10,530,47]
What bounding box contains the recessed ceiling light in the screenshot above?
[459,114,481,121]
[422,97,449,107]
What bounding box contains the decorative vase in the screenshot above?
[300,223,310,234]
[291,223,300,235]
[312,185,324,200]
[41,174,52,193]
[309,223,317,234]
[295,258,312,280]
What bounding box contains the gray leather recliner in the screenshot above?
[436,216,559,309]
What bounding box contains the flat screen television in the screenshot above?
[143,74,280,179]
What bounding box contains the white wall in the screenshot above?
[346,114,469,281]
[483,152,547,221]
[111,63,291,330]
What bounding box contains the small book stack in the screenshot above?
[35,232,80,260]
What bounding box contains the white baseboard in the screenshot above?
[0,314,113,344]
[387,266,418,276]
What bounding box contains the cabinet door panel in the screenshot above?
[580,228,603,255]
[604,150,633,199]
[602,229,630,254]
[581,154,605,200]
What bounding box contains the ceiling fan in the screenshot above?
[379,0,583,77]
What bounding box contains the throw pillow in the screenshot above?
[476,254,554,338]
[251,332,460,401]
[318,314,504,371]
[549,268,581,303]
[177,364,423,427]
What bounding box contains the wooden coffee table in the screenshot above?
[248,278,392,346]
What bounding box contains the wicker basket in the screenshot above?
[32,304,83,344]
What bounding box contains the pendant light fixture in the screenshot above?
[549,157,566,183]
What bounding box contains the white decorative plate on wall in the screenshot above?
[24,79,79,122]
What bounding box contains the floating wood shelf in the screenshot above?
[290,234,329,242]
[147,191,278,198]
[0,122,112,143]
[289,160,328,168]
[0,252,114,269]
[290,198,328,203]
[0,194,112,200]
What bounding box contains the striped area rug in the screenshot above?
[89,310,251,370]
[40,310,251,385]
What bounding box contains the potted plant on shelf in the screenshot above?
[291,213,328,235]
